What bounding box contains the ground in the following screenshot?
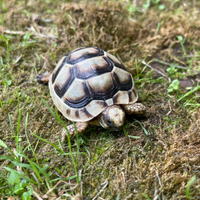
[0,0,200,199]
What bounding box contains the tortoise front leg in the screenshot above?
[122,103,146,116]
[61,122,88,141]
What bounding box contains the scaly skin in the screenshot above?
[61,122,88,141]
[122,103,146,116]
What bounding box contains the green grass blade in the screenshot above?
[24,113,39,165]
[10,161,33,170]
[134,119,149,136]
[0,155,18,161]
[178,85,200,102]
[32,162,52,187]
[30,131,64,154]
[128,135,140,139]
[186,176,196,200]
[0,139,8,148]
[142,193,151,200]
[17,153,44,184]
[0,139,17,158]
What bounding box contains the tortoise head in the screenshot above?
[98,105,125,131]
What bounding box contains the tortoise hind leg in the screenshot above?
[37,72,51,84]
[61,122,88,141]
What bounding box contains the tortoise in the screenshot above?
[38,47,146,140]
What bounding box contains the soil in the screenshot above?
[0,0,200,199]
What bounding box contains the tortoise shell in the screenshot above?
[49,47,138,122]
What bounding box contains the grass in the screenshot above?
[0,104,84,198]
[0,0,200,199]
[186,176,196,200]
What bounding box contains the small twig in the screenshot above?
[44,180,63,196]
[32,190,43,200]
[155,170,162,187]
[31,172,39,184]
[0,185,8,190]
[153,190,159,200]
[65,182,79,192]
[27,26,57,39]
[155,169,164,200]
[92,181,108,200]
[166,100,172,116]
[142,60,171,82]
[13,55,22,65]
[3,29,24,35]
[121,171,125,186]
[44,180,78,199]
[79,169,83,196]
[194,120,199,131]
[3,27,57,39]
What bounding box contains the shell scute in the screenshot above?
[62,79,91,108]
[52,56,68,83]
[84,100,106,117]
[66,47,104,65]
[112,67,133,90]
[74,56,113,79]
[53,65,74,98]
[87,73,116,99]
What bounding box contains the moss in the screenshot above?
[0,0,200,199]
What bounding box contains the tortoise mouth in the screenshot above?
[110,126,123,131]
[102,119,124,131]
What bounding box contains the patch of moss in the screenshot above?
[0,0,200,199]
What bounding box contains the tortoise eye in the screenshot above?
[106,119,112,125]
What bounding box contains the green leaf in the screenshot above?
[14,183,24,194]
[4,167,37,185]
[143,0,151,9]
[177,35,183,41]
[168,79,180,93]
[128,4,136,13]
[27,185,33,196]
[7,171,21,185]
[166,65,177,75]
[7,80,12,86]
[22,191,32,200]
[158,4,165,10]
[167,88,173,93]
[20,179,28,188]
[153,0,160,4]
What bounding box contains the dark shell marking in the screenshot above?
[49,47,138,122]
